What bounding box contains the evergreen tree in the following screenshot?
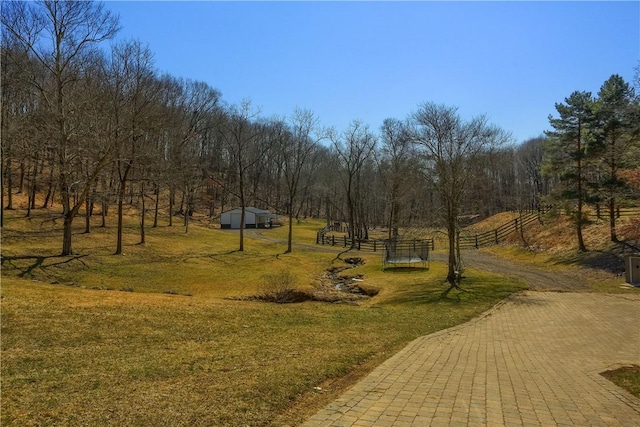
[544,91,597,252]
[594,74,636,242]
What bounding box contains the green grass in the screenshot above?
[1,208,526,426]
[601,365,640,398]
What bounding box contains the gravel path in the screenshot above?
[430,251,590,291]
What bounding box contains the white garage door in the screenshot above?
[230,213,242,229]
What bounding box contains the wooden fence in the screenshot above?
[316,214,538,252]
[458,212,541,249]
[316,206,639,252]
[594,206,640,218]
[316,232,435,253]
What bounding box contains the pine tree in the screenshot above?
[594,74,636,242]
[544,91,598,252]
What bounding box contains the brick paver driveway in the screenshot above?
[303,291,640,426]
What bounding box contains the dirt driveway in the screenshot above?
[431,250,589,291]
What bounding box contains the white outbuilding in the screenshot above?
[220,207,279,229]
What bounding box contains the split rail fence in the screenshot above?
[316,213,540,252]
[316,206,639,253]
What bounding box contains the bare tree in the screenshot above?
[281,109,323,252]
[218,101,268,251]
[331,121,377,248]
[379,118,416,240]
[410,102,511,291]
[516,137,548,210]
[105,40,159,253]
[2,0,120,255]
[1,44,38,217]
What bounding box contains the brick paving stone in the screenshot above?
[302,292,640,426]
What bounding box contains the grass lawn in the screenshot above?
[2,208,526,426]
[601,365,640,399]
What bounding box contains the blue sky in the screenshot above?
[105,1,639,143]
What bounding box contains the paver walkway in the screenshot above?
[303,292,640,426]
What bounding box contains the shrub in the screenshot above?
[260,270,309,304]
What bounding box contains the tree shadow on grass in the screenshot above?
[1,254,88,278]
[552,250,625,275]
[548,240,640,275]
[381,271,526,307]
[381,280,467,306]
[382,267,430,274]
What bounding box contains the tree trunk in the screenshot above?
[446,218,457,284]
[169,186,174,226]
[609,198,618,242]
[115,197,124,255]
[238,168,246,251]
[5,156,13,210]
[18,161,25,194]
[576,208,587,252]
[286,194,294,253]
[576,124,587,252]
[0,157,3,227]
[85,194,91,234]
[25,162,35,218]
[41,167,55,209]
[29,156,38,211]
[62,213,74,256]
[184,187,189,233]
[115,161,132,254]
[101,198,107,228]
[238,195,245,252]
[153,184,159,228]
[346,180,356,249]
[140,182,146,244]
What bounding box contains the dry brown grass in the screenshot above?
[1,202,525,426]
[475,208,640,292]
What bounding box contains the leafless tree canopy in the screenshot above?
[2,1,638,271]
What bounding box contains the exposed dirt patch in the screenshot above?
[313,263,379,302]
[240,259,379,304]
[343,257,365,266]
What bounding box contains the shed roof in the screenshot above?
[221,207,273,215]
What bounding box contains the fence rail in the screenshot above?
[316,206,639,252]
[458,212,541,249]
[598,207,640,218]
[316,232,435,253]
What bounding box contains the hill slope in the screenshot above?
[469,209,640,277]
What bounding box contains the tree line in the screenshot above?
[2,1,639,274]
[545,73,640,251]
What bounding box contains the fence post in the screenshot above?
[373,241,377,252]
[343,235,346,247]
[495,229,499,244]
[515,218,519,231]
[475,235,479,249]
